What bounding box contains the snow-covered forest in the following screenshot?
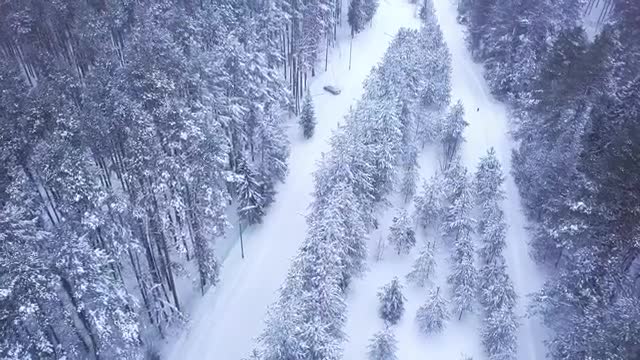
[1,0,639,359]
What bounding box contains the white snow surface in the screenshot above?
[163,1,422,359]
[343,0,547,359]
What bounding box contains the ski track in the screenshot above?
[343,0,546,359]
[163,1,421,359]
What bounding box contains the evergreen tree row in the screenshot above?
[459,0,640,358]
[256,18,453,359]
[475,149,518,360]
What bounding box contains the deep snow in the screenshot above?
[164,1,423,359]
[342,0,547,359]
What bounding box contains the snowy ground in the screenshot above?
[163,1,422,359]
[342,0,547,359]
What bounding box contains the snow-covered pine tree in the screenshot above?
[448,229,477,320]
[481,304,518,360]
[388,209,416,255]
[401,165,419,203]
[362,0,380,24]
[415,175,445,230]
[475,147,505,206]
[311,180,369,290]
[260,226,347,360]
[440,101,468,164]
[400,145,419,203]
[415,287,449,334]
[477,204,507,264]
[236,157,266,226]
[367,327,398,360]
[377,277,406,325]
[348,0,366,36]
[479,259,517,312]
[442,168,475,245]
[299,90,317,139]
[406,243,436,287]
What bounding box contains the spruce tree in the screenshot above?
[362,0,380,24]
[388,210,416,255]
[236,157,266,226]
[479,260,516,312]
[348,0,366,36]
[440,101,468,163]
[477,204,507,265]
[377,278,406,325]
[475,148,505,206]
[299,90,317,139]
[415,175,444,230]
[448,230,477,320]
[367,327,398,360]
[415,287,449,334]
[406,244,436,287]
[481,304,518,360]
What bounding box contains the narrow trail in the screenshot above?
[163,1,423,359]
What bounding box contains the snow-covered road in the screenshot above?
[343,0,546,359]
[164,1,422,359]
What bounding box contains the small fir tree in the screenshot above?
[481,304,518,360]
[362,0,380,24]
[299,90,317,139]
[348,0,366,36]
[367,327,398,360]
[440,101,468,163]
[236,157,266,225]
[406,243,436,287]
[448,230,477,320]
[479,260,516,312]
[415,176,444,230]
[475,147,505,206]
[378,277,406,325]
[415,287,449,334]
[388,210,416,255]
[478,204,507,265]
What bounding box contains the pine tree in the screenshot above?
[299,90,317,139]
[415,175,444,230]
[406,244,436,287]
[377,278,406,325]
[362,0,380,24]
[348,0,366,36]
[440,101,468,163]
[367,327,398,360]
[477,204,507,264]
[442,165,475,245]
[388,209,416,255]
[475,148,505,206]
[479,260,516,312]
[415,287,449,334]
[448,230,477,320]
[481,304,518,360]
[236,157,266,226]
[400,147,419,203]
